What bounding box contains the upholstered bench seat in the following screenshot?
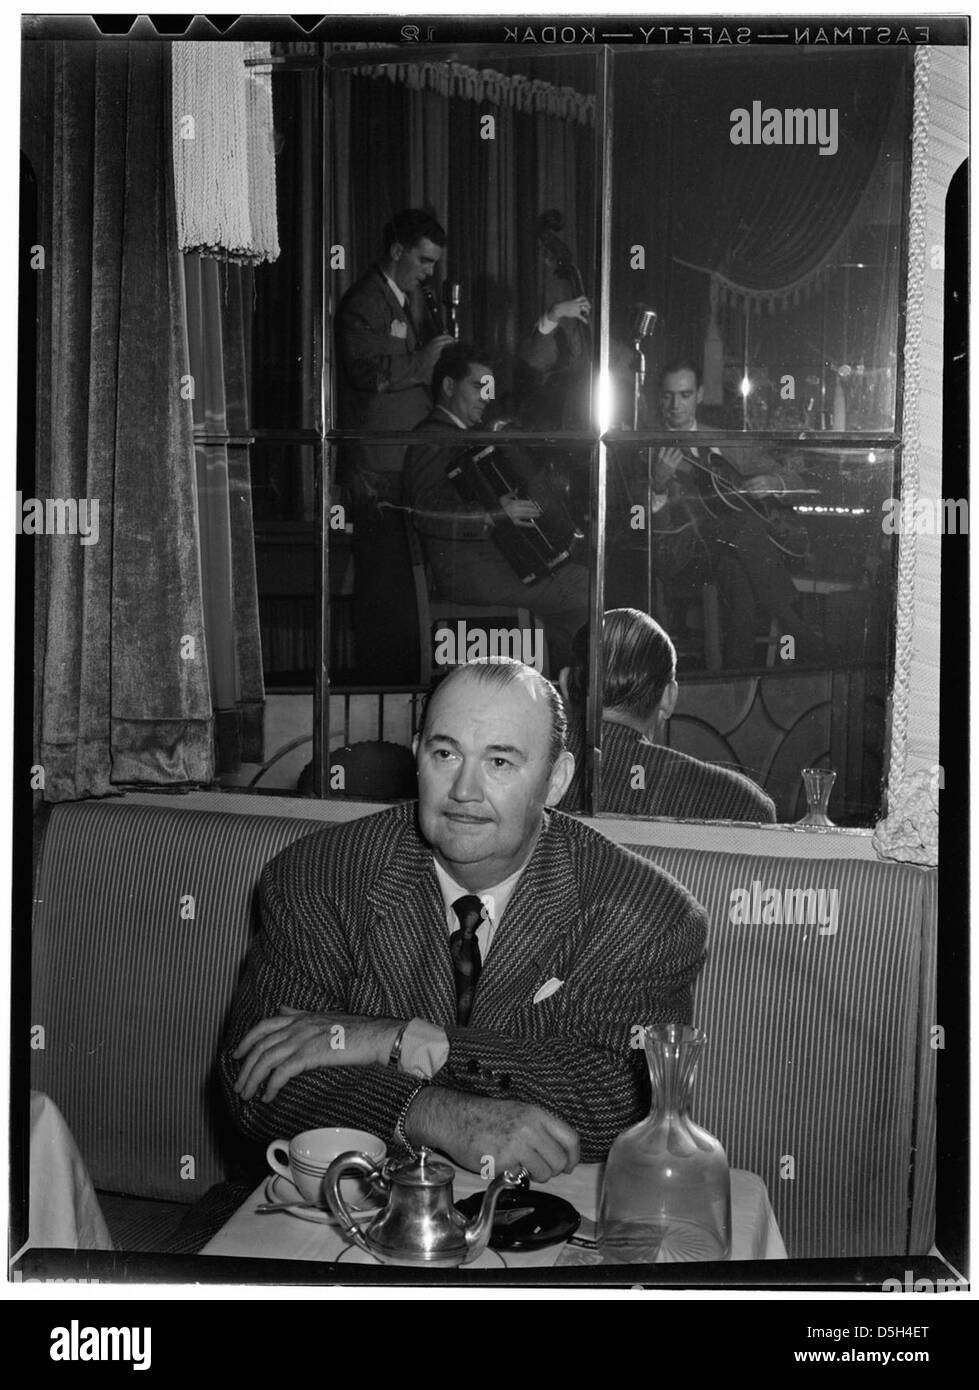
[30,797,936,1260]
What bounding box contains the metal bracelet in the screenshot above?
[393,1080,429,1158]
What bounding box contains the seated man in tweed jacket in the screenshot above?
[559,609,776,823]
[221,659,707,1180]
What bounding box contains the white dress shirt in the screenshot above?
[397,858,527,1078]
[382,270,407,308]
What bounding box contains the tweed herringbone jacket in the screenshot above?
[220,802,708,1162]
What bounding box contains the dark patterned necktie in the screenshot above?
[450,895,484,1025]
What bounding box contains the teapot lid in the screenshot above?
[388,1147,455,1188]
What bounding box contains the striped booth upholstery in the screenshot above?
[30,799,936,1259]
[31,801,318,1217]
[634,846,937,1260]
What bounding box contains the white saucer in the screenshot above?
[262,1174,381,1225]
[335,1242,506,1270]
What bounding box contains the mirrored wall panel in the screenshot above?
[328,51,601,435]
[598,443,897,825]
[609,48,908,434]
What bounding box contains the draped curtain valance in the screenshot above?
[671,52,903,313]
[333,45,595,125]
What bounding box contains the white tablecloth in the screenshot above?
[201,1162,786,1269]
[27,1091,113,1251]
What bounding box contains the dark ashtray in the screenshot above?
[456,1185,581,1251]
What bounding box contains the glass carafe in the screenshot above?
[598,1024,731,1263]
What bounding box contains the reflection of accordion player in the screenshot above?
[445,427,585,586]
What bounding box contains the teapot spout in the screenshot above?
[462,1166,527,1264]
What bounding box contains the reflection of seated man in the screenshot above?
[559,608,777,823]
[404,343,590,671]
[221,658,708,1176]
[651,359,822,668]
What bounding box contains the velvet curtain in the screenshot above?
[26,41,213,799]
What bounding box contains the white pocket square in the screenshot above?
[389,319,407,339]
[533,977,564,1005]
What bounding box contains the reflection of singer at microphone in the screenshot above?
[631,303,657,430]
[444,282,461,339]
[422,282,462,340]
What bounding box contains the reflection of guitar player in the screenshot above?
[650,360,824,668]
[404,343,589,671]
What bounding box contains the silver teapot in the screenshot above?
[324,1147,526,1267]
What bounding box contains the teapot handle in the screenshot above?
[323,1151,384,1251]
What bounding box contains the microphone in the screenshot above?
[444,282,461,339]
[421,285,444,334]
[633,304,657,339]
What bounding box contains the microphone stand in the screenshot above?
[631,311,657,617]
[633,334,648,434]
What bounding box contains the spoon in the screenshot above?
[255,1198,331,1215]
[255,1198,377,1217]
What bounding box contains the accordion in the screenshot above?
[445,439,585,586]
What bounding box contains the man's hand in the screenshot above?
[418,334,456,375]
[653,446,686,490]
[743,472,785,498]
[233,1006,402,1104]
[545,297,590,325]
[499,492,543,527]
[406,1088,579,1182]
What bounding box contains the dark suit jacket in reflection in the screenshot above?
[404,412,495,543]
[219,802,708,1162]
[561,716,777,824]
[335,266,434,473]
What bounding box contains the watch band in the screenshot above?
[388,1020,409,1070]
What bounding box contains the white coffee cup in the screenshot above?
[266,1127,387,1208]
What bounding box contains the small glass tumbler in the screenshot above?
[799,767,837,826]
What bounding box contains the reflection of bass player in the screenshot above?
[404,343,589,671]
[516,209,592,430]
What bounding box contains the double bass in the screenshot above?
[515,210,593,433]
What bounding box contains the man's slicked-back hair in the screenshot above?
[660,356,702,388]
[434,341,493,398]
[382,208,447,256]
[419,658,568,769]
[567,609,677,721]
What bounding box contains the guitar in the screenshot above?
[652,444,811,560]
